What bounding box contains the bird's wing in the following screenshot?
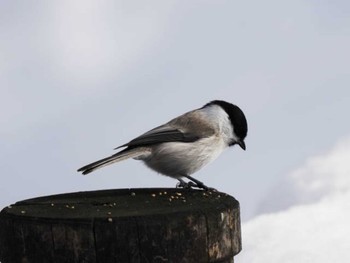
[115,125,199,149]
[115,110,215,149]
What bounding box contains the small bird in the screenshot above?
[78,100,248,190]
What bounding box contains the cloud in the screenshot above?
[47,1,175,87]
[239,192,350,262]
[0,1,175,135]
[256,136,350,214]
[238,136,350,262]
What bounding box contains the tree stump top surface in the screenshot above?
[1,188,238,222]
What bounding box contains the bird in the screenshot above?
[78,100,248,190]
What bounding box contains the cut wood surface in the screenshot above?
[0,188,241,263]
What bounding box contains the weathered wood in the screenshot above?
[0,188,241,263]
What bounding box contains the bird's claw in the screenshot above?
[176,180,197,189]
[176,180,217,191]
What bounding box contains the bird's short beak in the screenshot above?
[238,140,246,151]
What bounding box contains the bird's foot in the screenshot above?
[177,177,217,191]
[193,181,217,192]
[176,179,197,189]
[190,183,217,192]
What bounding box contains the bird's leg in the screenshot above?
[182,175,217,191]
[176,178,197,189]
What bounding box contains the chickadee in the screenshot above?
[78,100,248,190]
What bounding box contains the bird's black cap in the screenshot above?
[204,100,248,143]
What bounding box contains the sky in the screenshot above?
[1,1,350,262]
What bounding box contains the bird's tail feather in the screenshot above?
[77,148,148,175]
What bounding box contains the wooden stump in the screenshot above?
[0,188,241,263]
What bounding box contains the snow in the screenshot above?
[237,136,350,262]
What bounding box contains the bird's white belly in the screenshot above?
[143,136,226,178]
